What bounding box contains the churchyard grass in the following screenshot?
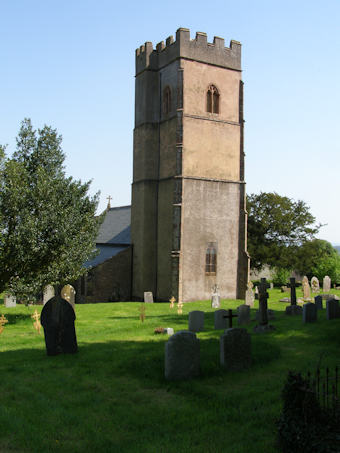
[1,289,340,452]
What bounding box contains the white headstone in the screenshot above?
[323,276,331,293]
[165,331,200,380]
[61,284,76,310]
[43,285,55,305]
[4,293,16,307]
[144,291,154,303]
[311,276,320,293]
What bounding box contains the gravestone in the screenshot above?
[43,285,55,305]
[270,282,274,289]
[323,276,331,293]
[245,281,255,307]
[314,295,323,310]
[144,291,154,303]
[237,304,250,325]
[165,327,174,336]
[254,278,275,333]
[61,285,76,310]
[311,276,320,293]
[188,311,204,332]
[223,309,238,328]
[286,278,303,315]
[214,309,228,330]
[256,309,275,321]
[326,299,340,320]
[165,331,200,380]
[220,328,251,371]
[302,276,311,300]
[211,285,221,308]
[254,286,259,300]
[303,303,317,323]
[41,295,78,356]
[4,293,16,307]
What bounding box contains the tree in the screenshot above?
[295,239,340,283]
[247,192,321,270]
[0,119,101,302]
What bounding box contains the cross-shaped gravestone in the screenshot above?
[0,314,8,334]
[107,195,112,209]
[31,310,41,334]
[258,278,270,326]
[223,309,238,328]
[287,277,298,306]
[169,296,176,309]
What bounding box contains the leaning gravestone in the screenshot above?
[165,331,200,380]
[144,292,154,303]
[61,284,76,311]
[214,309,228,330]
[43,285,55,305]
[4,293,16,307]
[303,303,317,323]
[245,281,255,307]
[211,285,221,308]
[302,276,311,300]
[220,328,251,371]
[237,304,250,325]
[188,311,204,332]
[314,295,323,310]
[311,276,320,293]
[323,276,331,293]
[326,299,340,320]
[41,295,78,356]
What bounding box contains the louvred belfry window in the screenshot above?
[206,85,219,114]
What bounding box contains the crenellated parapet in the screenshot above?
[135,28,241,75]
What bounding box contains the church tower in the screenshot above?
[131,28,248,302]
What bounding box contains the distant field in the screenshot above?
[1,289,340,452]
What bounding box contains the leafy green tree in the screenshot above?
[0,119,101,302]
[296,239,340,283]
[247,192,321,270]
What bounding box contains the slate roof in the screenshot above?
[96,205,131,245]
[84,205,131,269]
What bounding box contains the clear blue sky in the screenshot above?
[1,0,339,243]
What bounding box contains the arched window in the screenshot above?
[206,85,219,114]
[163,86,171,114]
[205,243,217,275]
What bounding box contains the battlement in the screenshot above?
[135,28,241,75]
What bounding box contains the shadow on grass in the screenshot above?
[2,313,32,324]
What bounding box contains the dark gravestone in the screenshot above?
[303,302,317,323]
[254,278,275,333]
[314,295,323,310]
[326,299,340,320]
[285,278,302,315]
[41,296,78,356]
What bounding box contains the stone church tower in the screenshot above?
[131,28,248,302]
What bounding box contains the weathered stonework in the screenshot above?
[131,28,248,301]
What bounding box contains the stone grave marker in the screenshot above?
[144,291,154,303]
[237,304,250,325]
[169,296,176,309]
[61,284,76,310]
[254,278,275,332]
[311,276,320,293]
[188,311,204,332]
[214,309,228,330]
[165,330,200,380]
[220,328,251,371]
[165,327,174,336]
[31,310,42,334]
[0,314,8,334]
[223,309,238,328]
[254,286,259,300]
[245,281,255,307]
[303,302,317,323]
[314,295,323,310]
[4,293,16,308]
[41,295,78,356]
[211,284,221,309]
[323,276,331,293]
[302,276,311,300]
[43,285,55,305]
[286,278,302,315]
[326,299,340,320]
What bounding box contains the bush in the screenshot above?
[272,268,292,287]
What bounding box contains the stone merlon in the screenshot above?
[135,28,241,75]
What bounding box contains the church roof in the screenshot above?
[96,205,131,245]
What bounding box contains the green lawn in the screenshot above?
[1,289,340,452]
